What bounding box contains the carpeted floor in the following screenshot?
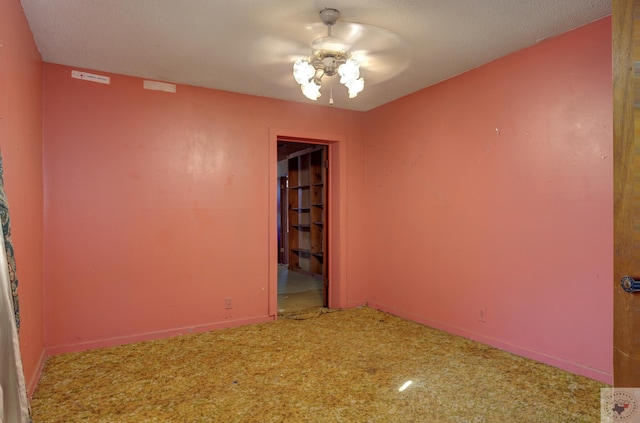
[31,307,607,422]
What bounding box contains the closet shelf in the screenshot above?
[291,248,311,254]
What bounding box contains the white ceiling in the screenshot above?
[20,0,611,112]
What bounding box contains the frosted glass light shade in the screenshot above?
[338,59,360,85]
[346,77,365,98]
[301,81,321,100]
[293,60,315,85]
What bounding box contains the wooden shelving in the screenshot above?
[287,146,326,278]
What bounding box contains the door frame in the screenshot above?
[268,128,347,317]
[278,175,288,264]
[613,0,640,386]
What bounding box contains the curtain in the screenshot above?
[0,155,20,332]
[0,154,30,422]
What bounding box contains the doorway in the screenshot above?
[276,141,328,314]
[268,128,347,318]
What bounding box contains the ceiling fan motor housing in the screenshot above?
[319,8,340,26]
[311,9,349,77]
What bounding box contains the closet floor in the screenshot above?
[277,264,324,314]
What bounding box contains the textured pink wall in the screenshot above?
[365,18,612,383]
[43,65,368,352]
[0,0,45,395]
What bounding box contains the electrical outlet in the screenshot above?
[479,308,487,322]
[225,297,233,310]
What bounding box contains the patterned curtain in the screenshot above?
[0,153,30,422]
[0,154,19,331]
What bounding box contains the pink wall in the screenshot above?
[43,65,368,352]
[365,17,612,383]
[0,0,45,395]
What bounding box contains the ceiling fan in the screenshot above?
[249,7,411,105]
[293,8,365,102]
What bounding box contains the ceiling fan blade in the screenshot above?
[247,17,411,88]
[247,36,311,86]
[248,36,309,67]
[335,22,412,84]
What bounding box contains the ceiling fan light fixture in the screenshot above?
[292,8,365,103]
